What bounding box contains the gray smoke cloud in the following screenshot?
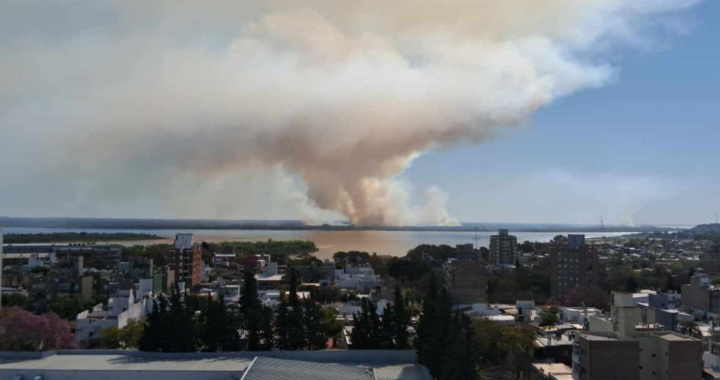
[0,0,700,225]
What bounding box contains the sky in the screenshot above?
[406,0,720,226]
[0,0,718,226]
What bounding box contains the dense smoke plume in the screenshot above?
[0,0,700,225]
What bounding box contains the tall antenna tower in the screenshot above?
[601,215,604,230]
[474,227,479,250]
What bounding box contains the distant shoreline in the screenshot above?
[2,232,164,244]
[0,216,685,234]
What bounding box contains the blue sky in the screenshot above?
[405,0,720,226]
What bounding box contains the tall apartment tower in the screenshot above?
[550,234,598,299]
[489,229,517,266]
[700,244,720,275]
[167,234,202,289]
[443,259,487,305]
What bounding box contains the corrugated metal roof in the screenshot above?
[0,355,252,372]
[373,364,431,380]
[242,357,373,380]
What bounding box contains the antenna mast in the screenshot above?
[474,227,479,250]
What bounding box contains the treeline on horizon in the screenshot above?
[123,239,318,267]
[3,232,164,244]
[0,216,682,232]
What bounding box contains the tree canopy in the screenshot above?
[0,307,76,351]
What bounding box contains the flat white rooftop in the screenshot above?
[0,350,427,380]
[0,354,253,372]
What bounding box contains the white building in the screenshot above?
[334,266,379,292]
[463,303,500,317]
[75,286,154,348]
[558,306,603,324]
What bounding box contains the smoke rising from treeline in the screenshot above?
[0,0,700,225]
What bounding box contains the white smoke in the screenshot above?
[0,0,701,225]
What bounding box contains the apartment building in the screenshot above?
[550,235,598,299]
[573,332,640,380]
[443,259,487,305]
[700,245,720,275]
[683,275,720,317]
[489,229,518,267]
[573,330,701,380]
[578,292,703,380]
[167,234,202,288]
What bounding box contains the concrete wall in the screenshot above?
[664,338,703,380]
[588,315,614,333]
[683,283,710,313]
[444,260,487,305]
[580,337,639,380]
[656,309,679,332]
[637,336,658,380]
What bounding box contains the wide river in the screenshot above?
[3,227,632,261]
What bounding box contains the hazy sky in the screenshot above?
[0,0,717,226]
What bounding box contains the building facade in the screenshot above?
[700,245,720,275]
[489,229,518,267]
[682,275,720,317]
[167,234,202,288]
[443,259,487,305]
[550,235,598,299]
[573,332,640,380]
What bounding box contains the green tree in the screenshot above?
[1,293,29,309]
[393,285,411,349]
[119,318,145,349]
[50,294,86,320]
[680,321,702,339]
[318,307,343,341]
[240,268,261,350]
[539,310,559,327]
[166,285,197,352]
[285,268,305,350]
[275,291,291,350]
[350,298,382,349]
[416,273,440,371]
[439,312,481,380]
[101,326,122,349]
[201,294,239,352]
[625,275,639,292]
[303,291,328,350]
[499,327,536,380]
[259,305,275,350]
[416,274,454,378]
[139,295,168,351]
[380,299,397,349]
